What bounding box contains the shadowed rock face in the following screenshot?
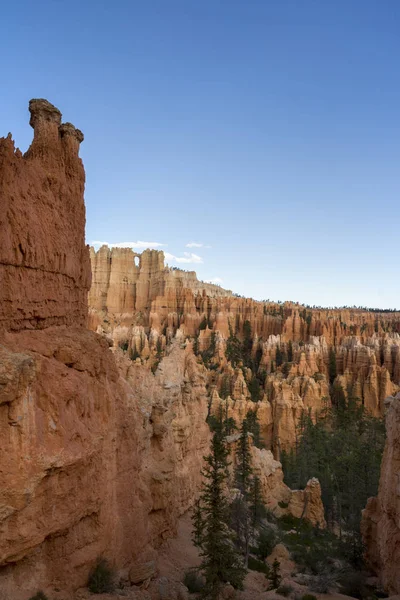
[0,98,90,332]
[362,392,400,595]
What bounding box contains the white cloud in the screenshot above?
[91,240,165,249]
[206,277,223,284]
[186,242,212,248]
[165,252,203,264]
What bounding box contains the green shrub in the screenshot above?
[256,527,278,560]
[87,558,115,594]
[268,558,282,589]
[277,584,293,597]
[183,569,205,594]
[248,555,270,576]
[278,514,302,530]
[29,593,49,600]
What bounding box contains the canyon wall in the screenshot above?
[0,102,211,598]
[0,99,91,332]
[89,245,231,319]
[362,392,400,595]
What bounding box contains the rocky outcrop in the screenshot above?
[362,392,400,595]
[227,434,326,528]
[89,245,231,322]
[0,102,210,599]
[0,99,90,332]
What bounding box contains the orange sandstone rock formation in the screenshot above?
[226,433,326,528]
[89,251,400,455]
[0,101,211,598]
[362,392,400,595]
[0,99,91,332]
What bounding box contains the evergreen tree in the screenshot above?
[246,409,262,448]
[192,498,204,547]
[220,375,231,400]
[226,332,242,367]
[248,375,262,402]
[269,559,282,589]
[193,335,199,355]
[229,495,251,568]
[287,340,293,362]
[281,402,385,542]
[328,347,337,384]
[224,416,237,436]
[195,425,246,598]
[235,419,253,498]
[249,475,265,526]
[275,347,283,367]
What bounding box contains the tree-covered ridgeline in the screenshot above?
[281,399,386,563]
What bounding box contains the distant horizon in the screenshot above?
[2,1,399,309]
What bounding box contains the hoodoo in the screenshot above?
[0,99,90,332]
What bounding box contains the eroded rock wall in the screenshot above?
[0,101,211,598]
[0,99,91,332]
[362,392,400,595]
[89,252,400,454]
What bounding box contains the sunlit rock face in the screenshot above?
[0,101,211,598]
[89,250,400,453]
[0,99,91,332]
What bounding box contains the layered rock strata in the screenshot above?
[0,99,90,332]
[0,102,212,598]
[89,248,400,454]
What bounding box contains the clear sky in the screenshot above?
[1,0,399,308]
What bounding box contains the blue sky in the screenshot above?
[1,0,399,308]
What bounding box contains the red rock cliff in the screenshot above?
[0,101,211,598]
[0,99,91,332]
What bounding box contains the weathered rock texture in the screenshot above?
[89,251,400,454]
[0,102,211,598]
[89,245,230,319]
[362,392,400,595]
[0,99,91,332]
[227,434,326,528]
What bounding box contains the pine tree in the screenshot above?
[220,375,231,400]
[248,375,262,402]
[287,340,293,362]
[246,409,262,448]
[328,347,337,384]
[196,425,246,598]
[235,419,252,498]
[249,475,265,526]
[269,558,282,589]
[192,498,204,548]
[275,347,283,367]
